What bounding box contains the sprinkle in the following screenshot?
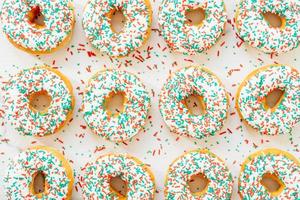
[93,146,106,153]
[87,51,96,57]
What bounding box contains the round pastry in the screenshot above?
[159,66,229,139]
[2,66,75,137]
[239,148,300,199]
[0,0,75,54]
[235,0,300,54]
[158,0,227,54]
[82,70,150,142]
[236,64,300,135]
[82,0,152,57]
[165,149,233,199]
[4,146,74,199]
[81,154,155,199]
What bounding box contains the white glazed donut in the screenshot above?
[2,66,74,137]
[4,146,74,199]
[239,148,300,199]
[158,0,227,54]
[235,0,300,53]
[0,0,75,54]
[81,154,155,199]
[82,70,150,142]
[159,66,229,139]
[82,0,152,57]
[236,64,300,135]
[165,149,233,199]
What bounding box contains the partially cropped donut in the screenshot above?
[235,0,300,53]
[2,66,75,137]
[81,154,155,199]
[236,64,300,135]
[82,0,152,57]
[165,149,233,199]
[158,0,227,54]
[0,0,75,54]
[4,146,74,199]
[239,148,300,199]
[82,70,150,142]
[159,66,229,139]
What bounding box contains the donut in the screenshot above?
[4,146,74,199]
[159,66,229,139]
[239,148,300,199]
[82,70,150,142]
[0,0,75,54]
[158,0,227,54]
[236,64,300,135]
[235,0,300,54]
[165,149,233,199]
[81,154,155,199]
[82,0,152,57]
[2,66,75,137]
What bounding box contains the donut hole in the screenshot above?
[185,7,206,26]
[29,90,52,113]
[262,12,285,29]
[109,176,128,197]
[183,93,206,115]
[107,8,126,34]
[31,171,48,196]
[27,5,45,28]
[261,173,285,196]
[104,91,126,118]
[188,173,209,195]
[263,88,285,111]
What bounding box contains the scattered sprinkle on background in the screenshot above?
[0,0,299,199]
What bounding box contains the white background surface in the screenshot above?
[0,0,299,199]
